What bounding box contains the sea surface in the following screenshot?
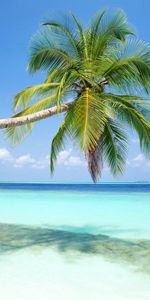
[0,183,150,300]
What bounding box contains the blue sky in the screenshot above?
[0,0,150,182]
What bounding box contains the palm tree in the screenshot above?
[4,9,150,181]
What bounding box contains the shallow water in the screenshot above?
[0,183,150,299]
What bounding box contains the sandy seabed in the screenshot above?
[0,248,150,300]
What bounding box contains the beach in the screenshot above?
[0,183,150,299]
[0,248,150,300]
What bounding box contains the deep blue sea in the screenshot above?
[1,182,150,192]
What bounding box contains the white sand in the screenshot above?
[0,249,150,300]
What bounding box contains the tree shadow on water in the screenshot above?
[0,223,150,273]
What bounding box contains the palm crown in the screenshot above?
[6,9,150,181]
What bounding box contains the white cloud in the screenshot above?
[14,154,50,169]
[133,154,144,162]
[56,149,86,167]
[131,154,145,167]
[57,149,72,165]
[14,154,36,168]
[0,149,49,170]
[15,154,35,166]
[31,156,49,169]
[0,148,12,161]
[5,148,149,172]
[64,155,86,167]
[13,149,86,170]
[127,154,146,168]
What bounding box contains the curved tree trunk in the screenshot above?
[0,102,73,129]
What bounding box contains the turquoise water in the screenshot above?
[0,184,150,239]
[0,183,150,300]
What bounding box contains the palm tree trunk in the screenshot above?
[0,102,73,129]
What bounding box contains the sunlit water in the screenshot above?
[0,183,150,300]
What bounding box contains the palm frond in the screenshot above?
[106,93,150,120]
[72,14,88,60]
[102,119,128,175]
[56,73,68,110]
[50,114,71,173]
[45,68,62,83]
[87,9,134,61]
[90,9,106,36]
[5,94,57,145]
[104,39,150,94]
[95,9,135,40]
[71,89,109,151]
[28,29,73,73]
[111,98,150,156]
[13,94,57,117]
[5,123,34,145]
[43,15,80,59]
[14,83,60,110]
[87,136,103,182]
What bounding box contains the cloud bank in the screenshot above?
[0,148,86,170]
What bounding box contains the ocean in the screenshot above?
[0,183,150,300]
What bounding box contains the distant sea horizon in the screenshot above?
[0,181,150,185]
[0,181,150,192]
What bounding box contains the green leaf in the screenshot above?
[50,111,72,173]
[13,94,57,117]
[14,83,60,110]
[110,97,150,156]
[5,123,34,145]
[102,119,128,175]
[104,39,150,94]
[70,89,109,152]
